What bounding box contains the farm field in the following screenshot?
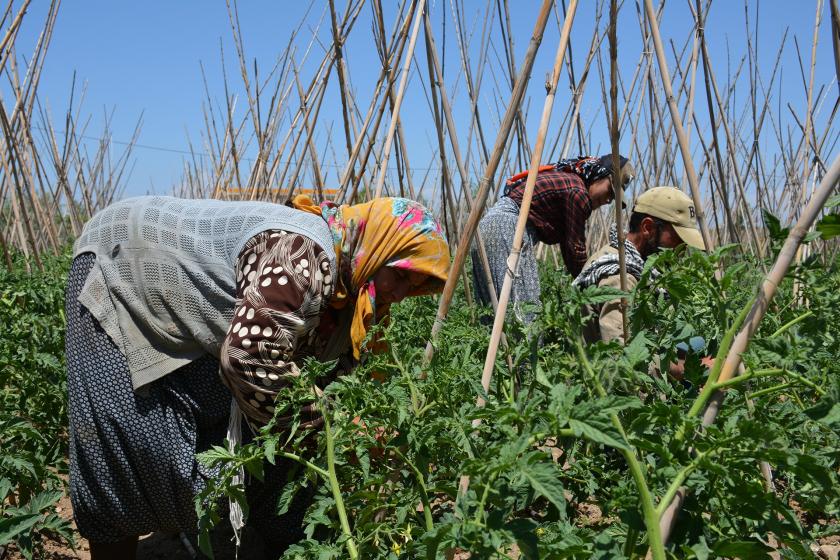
[1,0,839,558]
[2,229,840,558]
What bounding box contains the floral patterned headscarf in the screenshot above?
[292,195,450,359]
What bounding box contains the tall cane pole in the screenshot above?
[456,0,579,495]
[373,0,426,198]
[422,0,555,366]
[643,0,714,251]
[656,154,840,548]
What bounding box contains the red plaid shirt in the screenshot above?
[504,169,592,276]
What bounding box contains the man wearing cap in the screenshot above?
[574,186,705,344]
[472,154,635,324]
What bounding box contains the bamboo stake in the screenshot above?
[422,0,554,365]
[497,0,533,167]
[0,0,30,76]
[643,0,714,251]
[421,8,500,309]
[327,13,362,192]
[372,0,418,201]
[657,153,840,547]
[608,0,630,341]
[0,106,42,271]
[373,0,426,198]
[292,58,325,196]
[339,1,417,203]
[694,2,739,247]
[832,0,840,96]
[464,0,577,463]
[700,36,764,259]
[797,0,823,218]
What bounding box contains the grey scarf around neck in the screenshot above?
[573,226,646,289]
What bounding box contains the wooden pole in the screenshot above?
[458,0,578,495]
[422,0,554,365]
[643,0,714,251]
[373,0,426,198]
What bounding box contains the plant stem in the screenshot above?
[656,450,708,517]
[769,310,814,339]
[711,368,785,390]
[473,474,497,525]
[782,371,826,395]
[416,400,437,416]
[391,345,421,415]
[276,451,330,479]
[322,406,359,560]
[711,367,825,396]
[681,297,754,428]
[574,338,666,560]
[747,381,796,400]
[392,448,434,532]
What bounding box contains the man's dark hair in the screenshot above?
[628,212,648,233]
[628,212,666,233]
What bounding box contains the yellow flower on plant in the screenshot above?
[401,524,413,542]
[391,542,402,555]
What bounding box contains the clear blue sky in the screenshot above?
[16,0,838,198]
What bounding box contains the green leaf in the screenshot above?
[243,457,264,481]
[517,456,568,517]
[263,438,277,465]
[22,490,62,514]
[711,539,773,558]
[534,362,552,389]
[803,377,840,429]
[506,517,539,559]
[276,480,300,516]
[197,526,214,560]
[568,418,629,451]
[803,399,840,429]
[803,230,822,243]
[816,214,840,239]
[762,209,788,241]
[0,513,41,546]
[0,479,11,502]
[575,285,628,306]
[624,332,651,368]
[688,536,712,560]
[196,444,237,467]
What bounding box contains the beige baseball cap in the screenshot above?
[632,187,705,250]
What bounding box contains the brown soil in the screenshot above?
[2,488,267,560]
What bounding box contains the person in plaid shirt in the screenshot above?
[471,154,635,325]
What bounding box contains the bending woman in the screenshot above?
[65,195,450,559]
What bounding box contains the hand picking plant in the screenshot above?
[197,217,839,559]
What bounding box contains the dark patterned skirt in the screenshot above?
[65,254,312,553]
[471,196,542,324]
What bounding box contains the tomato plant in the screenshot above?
[198,228,840,558]
[0,253,75,559]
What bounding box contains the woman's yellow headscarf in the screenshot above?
[292,195,450,359]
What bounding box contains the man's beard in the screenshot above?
[642,229,664,258]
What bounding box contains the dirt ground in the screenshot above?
[3,489,838,559]
[3,490,267,560]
